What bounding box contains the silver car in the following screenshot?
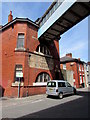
[46,80,76,99]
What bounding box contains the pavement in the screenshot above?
[0,94,46,119]
[0,94,47,108]
[77,87,89,91]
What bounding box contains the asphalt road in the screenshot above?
[1,87,90,119]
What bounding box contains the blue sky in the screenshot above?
[1,2,52,25]
[60,16,88,62]
[1,1,89,62]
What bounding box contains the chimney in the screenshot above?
[66,53,72,58]
[78,58,80,61]
[8,11,13,23]
[0,25,2,29]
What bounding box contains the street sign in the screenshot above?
[16,72,23,78]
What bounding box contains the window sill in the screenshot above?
[34,51,53,58]
[33,82,47,86]
[15,48,26,51]
[70,63,74,66]
[63,69,66,70]
[12,82,24,87]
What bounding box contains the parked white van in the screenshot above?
[46,80,76,99]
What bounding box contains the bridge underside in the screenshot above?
[38,2,90,41]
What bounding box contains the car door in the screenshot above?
[58,82,67,95]
[67,82,73,94]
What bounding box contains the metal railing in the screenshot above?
[39,0,65,28]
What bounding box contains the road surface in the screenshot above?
[1,87,89,119]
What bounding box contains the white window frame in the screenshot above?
[83,75,84,81]
[79,64,81,71]
[80,75,82,84]
[63,64,66,70]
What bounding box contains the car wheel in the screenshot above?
[47,95,50,98]
[59,93,63,99]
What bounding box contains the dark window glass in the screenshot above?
[58,82,66,87]
[17,34,24,48]
[40,46,43,53]
[36,73,51,83]
[47,49,50,55]
[44,46,46,54]
[67,82,72,87]
[40,75,42,82]
[44,74,47,82]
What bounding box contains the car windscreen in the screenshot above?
[47,82,56,87]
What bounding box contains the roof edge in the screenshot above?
[60,56,85,64]
[0,17,39,31]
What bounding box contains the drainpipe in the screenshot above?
[76,63,80,88]
[26,53,31,97]
[18,77,20,98]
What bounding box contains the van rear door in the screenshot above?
[46,81,57,95]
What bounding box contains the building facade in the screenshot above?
[60,53,86,88]
[0,11,62,97]
[86,62,90,86]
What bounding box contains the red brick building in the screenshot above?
[0,11,61,97]
[87,62,90,86]
[60,53,86,88]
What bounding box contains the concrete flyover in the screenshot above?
[38,0,90,41]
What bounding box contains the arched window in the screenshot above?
[35,73,51,83]
[36,44,50,55]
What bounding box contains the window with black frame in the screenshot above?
[15,65,24,82]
